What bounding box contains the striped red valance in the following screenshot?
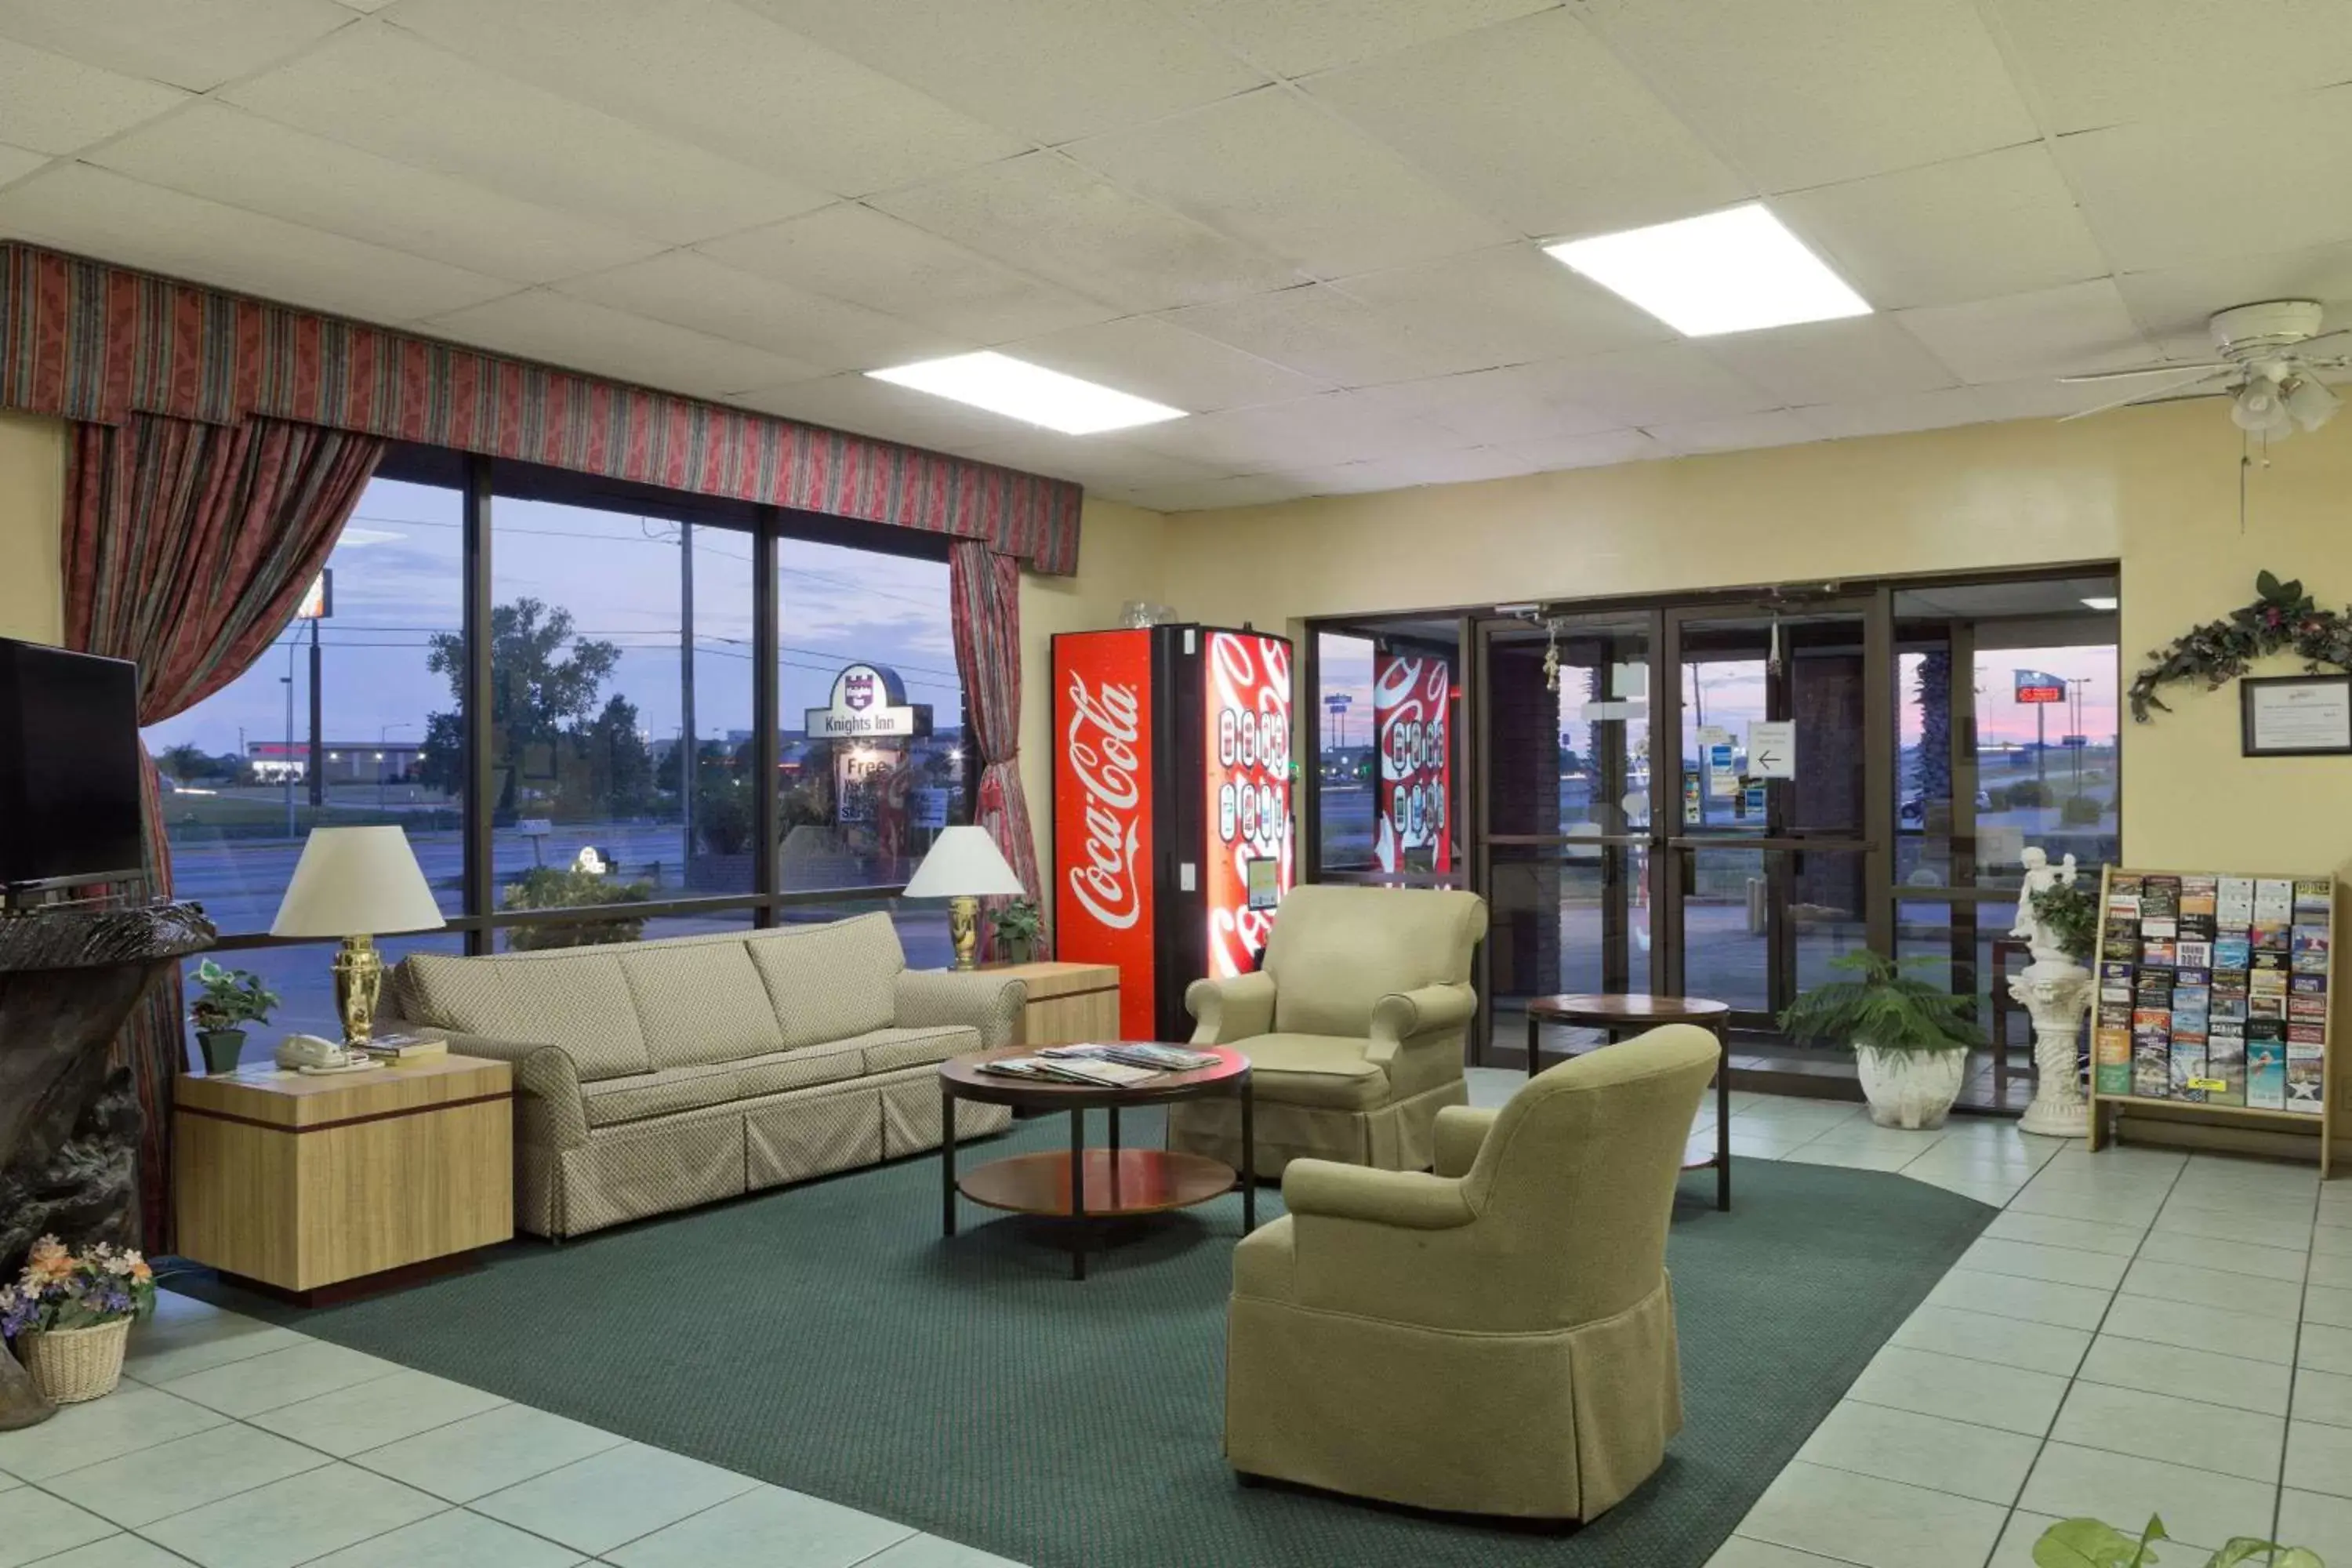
[0,242,1081,575]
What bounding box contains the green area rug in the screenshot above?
[188,1112,1992,1567]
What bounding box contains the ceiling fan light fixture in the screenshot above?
[2231,378,2293,437]
[2280,371,2340,433]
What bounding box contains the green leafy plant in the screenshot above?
[990,898,1043,948]
[2031,875,2103,964]
[500,866,653,951]
[187,960,279,1033]
[2035,1512,2323,1567]
[1777,951,1984,1055]
[2130,569,2352,722]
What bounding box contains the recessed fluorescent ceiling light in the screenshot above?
[1544,203,1870,337]
[866,351,1185,435]
[2081,596,2119,611]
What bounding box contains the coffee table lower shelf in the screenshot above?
[958,1149,1238,1218]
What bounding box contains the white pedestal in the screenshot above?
[2009,956,2094,1138]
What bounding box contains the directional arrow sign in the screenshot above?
[1748,720,1796,780]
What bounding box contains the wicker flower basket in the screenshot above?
[17,1319,132,1404]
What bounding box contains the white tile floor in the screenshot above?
[0,1073,2341,1567]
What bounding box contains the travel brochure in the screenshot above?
[2092,869,2330,1114]
[977,1044,1223,1087]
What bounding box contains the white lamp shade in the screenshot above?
[902,826,1025,899]
[270,826,448,938]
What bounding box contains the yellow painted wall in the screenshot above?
[1015,495,1167,873]
[0,411,65,644]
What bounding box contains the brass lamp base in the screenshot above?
[332,934,386,1045]
[948,895,980,971]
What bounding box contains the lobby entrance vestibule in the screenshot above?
[1308,569,2122,1101]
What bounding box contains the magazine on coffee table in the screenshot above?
[975,1054,1157,1087]
[1040,1043,1223,1073]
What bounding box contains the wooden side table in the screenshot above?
[1526,994,1733,1211]
[987,960,1121,1047]
[173,1054,514,1303]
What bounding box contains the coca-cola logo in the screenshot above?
[1065,672,1144,931]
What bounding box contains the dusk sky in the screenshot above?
[148,477,965,760]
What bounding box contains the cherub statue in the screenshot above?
[2010,845,2080,964]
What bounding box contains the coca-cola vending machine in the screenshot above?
[1053,625,1294,1042]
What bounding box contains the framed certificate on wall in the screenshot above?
[2241,674,2352,756]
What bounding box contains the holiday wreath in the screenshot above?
[2128,571,2352,721]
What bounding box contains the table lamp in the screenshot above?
[903,826,1026,971]
[270,826,447,1045]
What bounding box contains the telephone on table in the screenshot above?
[275,1033,354,1071]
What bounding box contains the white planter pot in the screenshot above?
[1855,1045,1967,1130]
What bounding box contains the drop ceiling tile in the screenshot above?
[1000,315,1330,412]
[1065,85,1518,278]
[1501,342,1781,425]
[1499,427,1669,470]
[0,0,352,92]
[1342,445,1548,488]
[2054,86,2352,274]
[1126,471,1323,512]
[1896,278,2156,383]
[735,371,1042,450]
[557,251,967,372]
[0,163,515,321]
[696,203,1119,344]
[422,290,828,399]
[386,0,1025,197]
[1157,283,1462,387]
[1643,408,1821,455]
[1331,245,1673,373]
[1167,0,1555,78]
[91,102,664,285]
[0,143,45,186]
[951,431,1227,492]
[1124,389,1475,470]
[223,22,829,245]
[1305,9,1751,240]
[741,0,1268,145]
[1700,316,1960,404]
[1341,362,1628,445]
[2112,244,2352,352]
[1988,0,2352,136]
[1773,144,2110,311]
[1967,374,2183,422]
[0,34,185,154]
[869,152,1304,315]
[1791,386,1989,440]
[1575,0,2036,191]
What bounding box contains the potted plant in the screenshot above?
[0,1236,157,1404]
[188,960,280,1075]
[991,898,1043,964]
[1778,951,1985,1129]
[2031,875,2100,965]
[2036,1512,2322,1566]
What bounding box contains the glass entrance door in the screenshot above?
[1661,603,1889,1033]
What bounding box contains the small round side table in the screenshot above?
[1525,993,1732,1211]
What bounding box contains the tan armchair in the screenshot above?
[1224,1025,1721,1521]
[1170,884,1487,1176]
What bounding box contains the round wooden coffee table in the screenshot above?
[1525,993,1732,1211]
[938,1046,1254,1279]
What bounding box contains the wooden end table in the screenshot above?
[938,1047,1254,1280]
[173,1053,514,1303]
[1526,994,1732,1211]
[981,960,1121,1047]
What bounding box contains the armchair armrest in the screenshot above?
[1186,971,1276,1045]
[895,970,1025,1051]
[1367,982,1477,1064]
[379,1014,585,1152]
[1431,1105,1499,1179]
[1282,1160,1475,1230]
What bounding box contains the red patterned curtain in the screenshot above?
[948,539,1044,956]
[63,412,387,1247]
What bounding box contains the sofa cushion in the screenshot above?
[841,1023,982,1075]
[618,941,786,1070]
[405,950,653,1083]
[1234,1033,1390,1110]
[747,914,906,1050]
[579,1061,742,1128]
[734,1040,866,1099]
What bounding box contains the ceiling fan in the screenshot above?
[2057,299,2352,437]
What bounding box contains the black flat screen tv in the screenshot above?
[0,638,144,890]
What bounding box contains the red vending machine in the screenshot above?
[1052,625,1294,1042]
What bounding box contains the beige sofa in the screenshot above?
[1172,884,1489,1177]
[1225,1025,1721,1520]
[380,913,1020,1239]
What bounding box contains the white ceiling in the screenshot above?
[2,0,2350,512]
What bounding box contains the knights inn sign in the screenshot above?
[806,662,931,740]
